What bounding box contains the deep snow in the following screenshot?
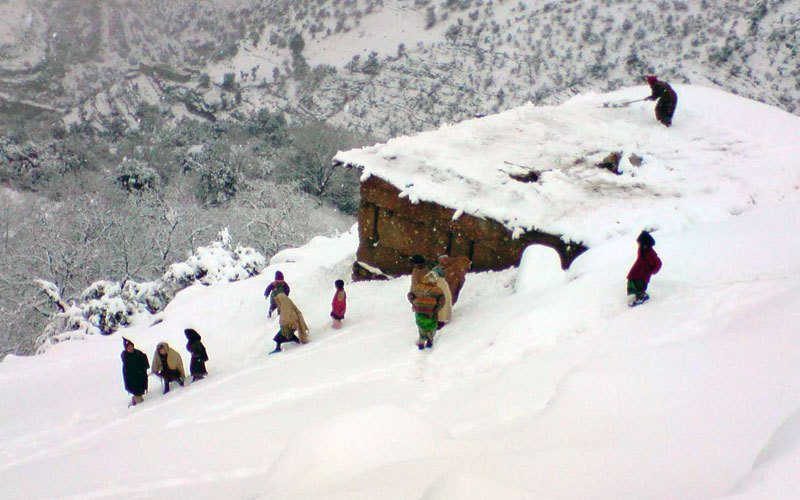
[1,87,800,500]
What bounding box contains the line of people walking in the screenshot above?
[121,328,208,407]
[121,274,350,406]
[263,271,338,354]
[122,230,660,406]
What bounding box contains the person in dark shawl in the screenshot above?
[645,75,678,127]
[121,337,149,406]
[184,328,209,382]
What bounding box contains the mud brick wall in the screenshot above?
[355,176,585,278]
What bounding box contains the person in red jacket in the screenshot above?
[330,279,347,329]
[627,230,662,306]
[645,75,678,127]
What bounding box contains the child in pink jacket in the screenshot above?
[330,279,347,329]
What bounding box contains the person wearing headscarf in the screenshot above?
[270,293,310,354]
[184,328,209,381]
[264,270,291,318]
[645,75,678,127]
[627,230,663,306]
[121,337,149,406]
[409,254,430,292]
[407,271,445,350]
[151,342,186,393]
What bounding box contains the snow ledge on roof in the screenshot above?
[334,85,800,247]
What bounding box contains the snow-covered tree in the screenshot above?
[197,163,238,206]
[115,158,159,192]
[164,228,265,287]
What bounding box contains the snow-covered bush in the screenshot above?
[80,280,122,301]
[123,280,170,314]
[165,228,266,287]
[198,163,238,206]
[34,230,265,353]
[115,158,159,192]
[36,278,166,353]
[0,136,76,190]
[34,303,101,354]
[75,280,133,335]
[34,281,102,354]
[83,295,134,335]
[235,245,267,278]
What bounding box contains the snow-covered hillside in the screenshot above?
[1,1,798,137]
[2,88,800,499]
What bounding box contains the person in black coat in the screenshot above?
[121,337,149,406]
[645,75,678,127]
[184,328,209,382]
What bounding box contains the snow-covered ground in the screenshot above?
[210,2,445,81]
[2,88,800,499]
[302,3,445,67]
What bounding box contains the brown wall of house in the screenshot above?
[354,176,585,279]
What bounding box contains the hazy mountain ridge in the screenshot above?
[0,0,262,116]
[1,0,798,138]
[277,0,800,138]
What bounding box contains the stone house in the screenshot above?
[334,99,650,280]
[344,175,584,279]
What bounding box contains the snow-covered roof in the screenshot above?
[334,85,800,246]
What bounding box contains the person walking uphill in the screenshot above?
[627,230,662,307]
[645,75,678,127]
[184,328,209,382]
[121,337,149,407]
[264,271,291,318]
[270,293,310,354]
[151,342,186,394]
[407,271,445,350]
[330,279,347,329]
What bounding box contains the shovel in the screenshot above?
[602,97,648,108]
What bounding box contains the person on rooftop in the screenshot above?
[645,75,678,127]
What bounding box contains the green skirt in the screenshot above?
[414,312,437,332]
